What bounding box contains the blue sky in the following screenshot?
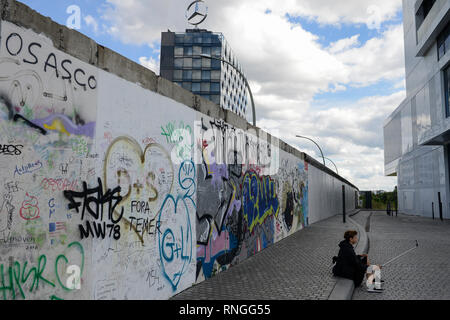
[286,13,403,47]
[16,0,406,191]
[18,0,155,65]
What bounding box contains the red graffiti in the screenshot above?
[142,137,157,145]
[19,193,40,221]
[40,178,79,192]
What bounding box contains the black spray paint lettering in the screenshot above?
[4,32,97,90]
[0,95,47,135]
[128,217,157,237]
[131,201,151,214]
[4,181,19,193]
[63,178,124,240]
[0,144,23,156]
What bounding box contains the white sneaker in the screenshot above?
[367,287,384,293]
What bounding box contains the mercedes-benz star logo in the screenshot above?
[186,0,208,26]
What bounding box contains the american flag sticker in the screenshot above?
[49,222,67,236]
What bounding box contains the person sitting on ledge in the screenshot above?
[332,230,383,293]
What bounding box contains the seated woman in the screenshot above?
[332,230,383,293]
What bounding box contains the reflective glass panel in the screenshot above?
[192,82,201,92]
[174,46,184,56]
[202,71,211,80]
[192,70,201,80]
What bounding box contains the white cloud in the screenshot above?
[332,24,405,88]
[139,55,160,75]
[274,0,402,28]
[258,90,406,190]
[84,15,99,34]
[328,35,360,54]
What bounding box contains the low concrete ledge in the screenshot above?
[349,215,368,256]
[328,278,354,300]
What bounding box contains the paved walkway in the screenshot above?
[352,211,450,300]
[172,213,358,300]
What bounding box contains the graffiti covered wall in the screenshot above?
[0,14,357,300]
[0,20,97,300]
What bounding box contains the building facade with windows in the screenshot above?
[384,0,450,219]
[160,29,248,118]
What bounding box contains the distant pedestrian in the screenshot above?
[332,230,383,293]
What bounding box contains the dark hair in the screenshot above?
[344,230,358,241]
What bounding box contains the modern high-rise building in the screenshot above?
[384,0,450,220]
[160,29,248,118]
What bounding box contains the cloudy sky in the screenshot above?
[19,0,406,191]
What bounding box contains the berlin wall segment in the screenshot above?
[0,2,357,300]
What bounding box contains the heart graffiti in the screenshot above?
[157,194,193,292]
[103,136,174,243]
[158,159,196,292]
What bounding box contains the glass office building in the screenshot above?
[160,29,248,118]
[384,0,450,220]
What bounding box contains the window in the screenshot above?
[182,82,192,91]
[183,58,192,68]
[183,70,192,80]
[193,58,202,69]
[174,58,183,68]
[203,34,212,44]
[212,46,221,57]
[201,94,210,100]
[444,65,450,117]
[416,0,436,30]
[175,34,184,44]
[193,46,202,55]
[184,46,193,56]
[201,82,210,92]
[202,71,211,80]
[211,59,221,70]
[202,58,211,68]
[173,70,182,80]
[184,34,193,44]
[192,82,201,92]
[192,70,201,80]
[437,23,450,61]
[210,82,220,92]
[194,35,203,44]
[174,46,184,56]
[202,47,211,55]
[212,35,221,45]
[211,70,221,80]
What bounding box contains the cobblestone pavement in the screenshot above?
[172,214,357,300]
[352,211,450,300]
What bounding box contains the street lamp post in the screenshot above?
[324,157,339,175]
[200,53,256,127]
[295,135,326,166]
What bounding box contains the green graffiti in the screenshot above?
[161,121,193,145]
[25,219,47,248]
[55,241,85,291]
[1,254,55,300]
[71,136,88,157]
[0,241,84,300]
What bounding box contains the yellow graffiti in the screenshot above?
[43,119,70,136]
[243,172,279,233]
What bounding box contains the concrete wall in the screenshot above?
[0,1,358,300]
